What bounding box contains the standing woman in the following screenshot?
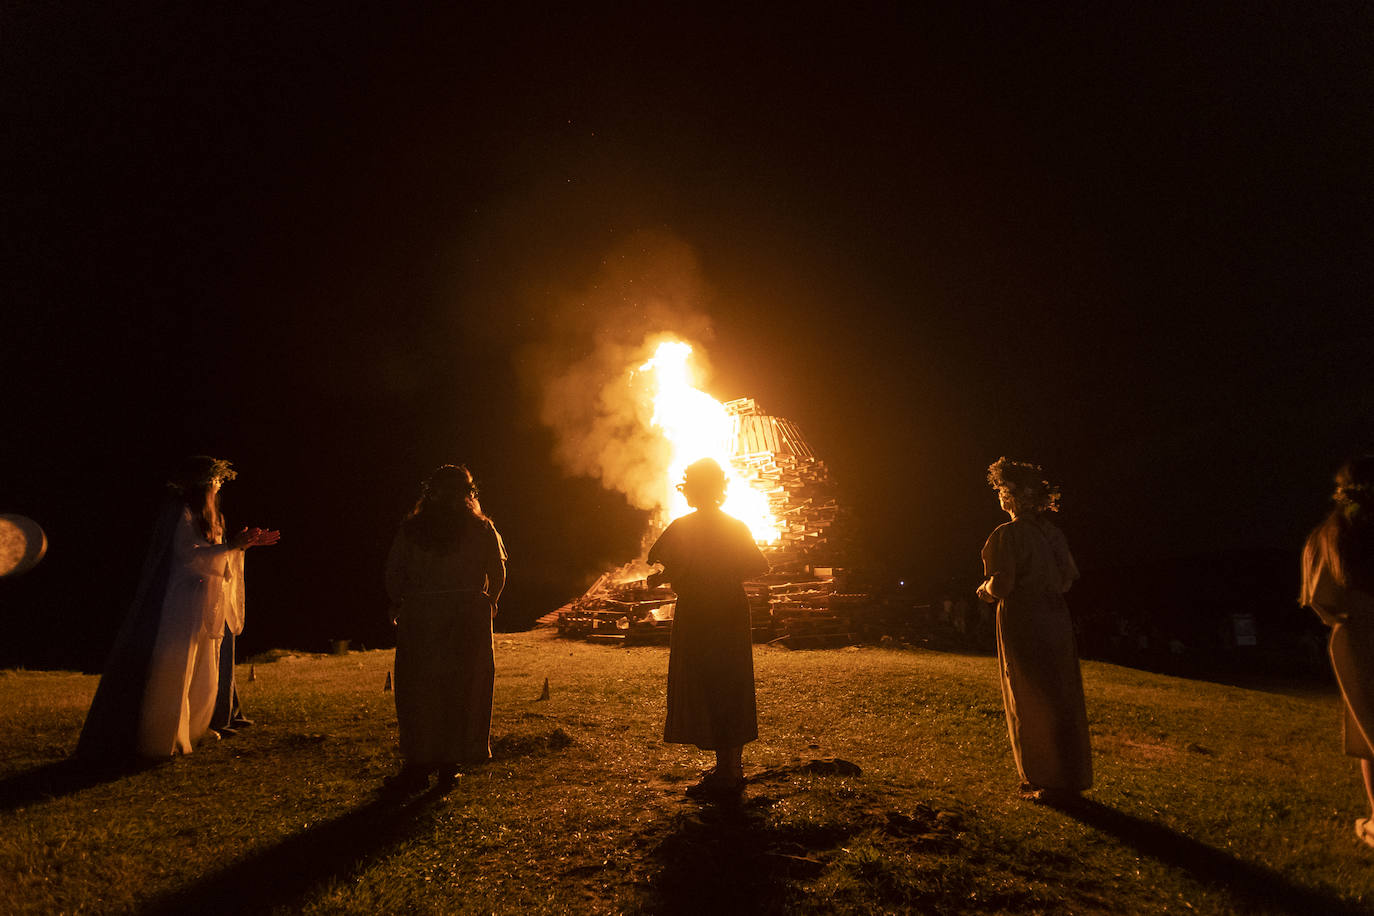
[1301,456,1374,848]
[77,456,280,761]
[648,458,769,794]
[385,464,506,793]
[976,457,1092,802]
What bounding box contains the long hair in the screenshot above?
[168,455,234,543]
[403,464,484,553]
[1303,455,1374,602]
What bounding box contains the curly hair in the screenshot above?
[679,457,728,509]
[986,457,1062,514]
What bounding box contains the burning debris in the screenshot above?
[552,395,868,647]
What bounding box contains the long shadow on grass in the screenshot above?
[640,794,847,916]
[1056,799,1364,915]
[0,757,162,813]
[139,790,443,916]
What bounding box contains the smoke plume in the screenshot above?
[524,231,716,514]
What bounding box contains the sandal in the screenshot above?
[1355,817,1374,849]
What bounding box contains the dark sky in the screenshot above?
[4,5,1372,666]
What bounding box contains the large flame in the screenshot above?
[640,340,781,543]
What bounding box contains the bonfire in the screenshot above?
[551,339,863,647]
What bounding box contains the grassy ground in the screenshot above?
[1,629,1372,915]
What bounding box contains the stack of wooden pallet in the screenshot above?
[726,398,858,572]
[555,578,675,646]
[752,573,862,648]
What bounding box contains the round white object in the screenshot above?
[0,515,48,576]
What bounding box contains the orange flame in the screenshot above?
[639,340,781,544]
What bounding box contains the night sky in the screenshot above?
[4,5,1372,668]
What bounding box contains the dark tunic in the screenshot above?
[649,507,769,750]
[76,500,184,762]
[386,514,506,766]
[982,516,1093,791]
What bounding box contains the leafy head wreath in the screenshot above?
[168,456,236,494]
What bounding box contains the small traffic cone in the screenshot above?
[384,671,393,692]
[537,677,550,701]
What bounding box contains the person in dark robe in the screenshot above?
[76,456,279,764]
[976,457,1092,803]
[648,458,769,794]
[384,464,507,795]
[1301,455,1374,849]
[209,624,251,737]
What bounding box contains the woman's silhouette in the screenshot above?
[648,458,768,794]
[1301,455,1374,848]
[976,457,1091,802]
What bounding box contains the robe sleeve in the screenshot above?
[734,522,768,580]
[1048,525,1080,593]
[171,510,237,639]
[981,526,1016,600]
[223,548,246,635]
[484,521,507,603]
[647,521,678,571]
[173,509,237,578]
[385,529,410,604]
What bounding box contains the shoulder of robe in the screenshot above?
[983,521,1012,548]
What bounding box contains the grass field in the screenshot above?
[2,629,1372,914]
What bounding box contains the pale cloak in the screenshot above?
[982,517,1093,791]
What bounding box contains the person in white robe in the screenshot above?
[1301,455,1374,849]
[77,456,279,762]
[977,457,1092,802]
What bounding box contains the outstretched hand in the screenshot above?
[232,527,282,549]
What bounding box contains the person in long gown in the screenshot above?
[976,457,1092,802]
[647,458,769,794]
[385,464,507,794]
[1301,455,1374,849]
[77,456,280,762]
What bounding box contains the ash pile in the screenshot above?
[551,399,874,648]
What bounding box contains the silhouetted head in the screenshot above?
[987,457,1061,516]
[405,464,483,552]
[680,458,727,510]
[422,464,478,508]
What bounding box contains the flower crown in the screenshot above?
[168,456,236,492]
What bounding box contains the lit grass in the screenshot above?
[1,631,1371,914]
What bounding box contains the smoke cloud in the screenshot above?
[523,231,717,515]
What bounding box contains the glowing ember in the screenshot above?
[639,340,781,543]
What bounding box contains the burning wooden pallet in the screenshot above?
[549,398,866,647]
[553,567,874,649]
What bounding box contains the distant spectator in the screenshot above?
[1301,455,1374,849]
[648,458,769,795]
[976,457,1092,803]
[385,464,506,795]
[77,456,279,762]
